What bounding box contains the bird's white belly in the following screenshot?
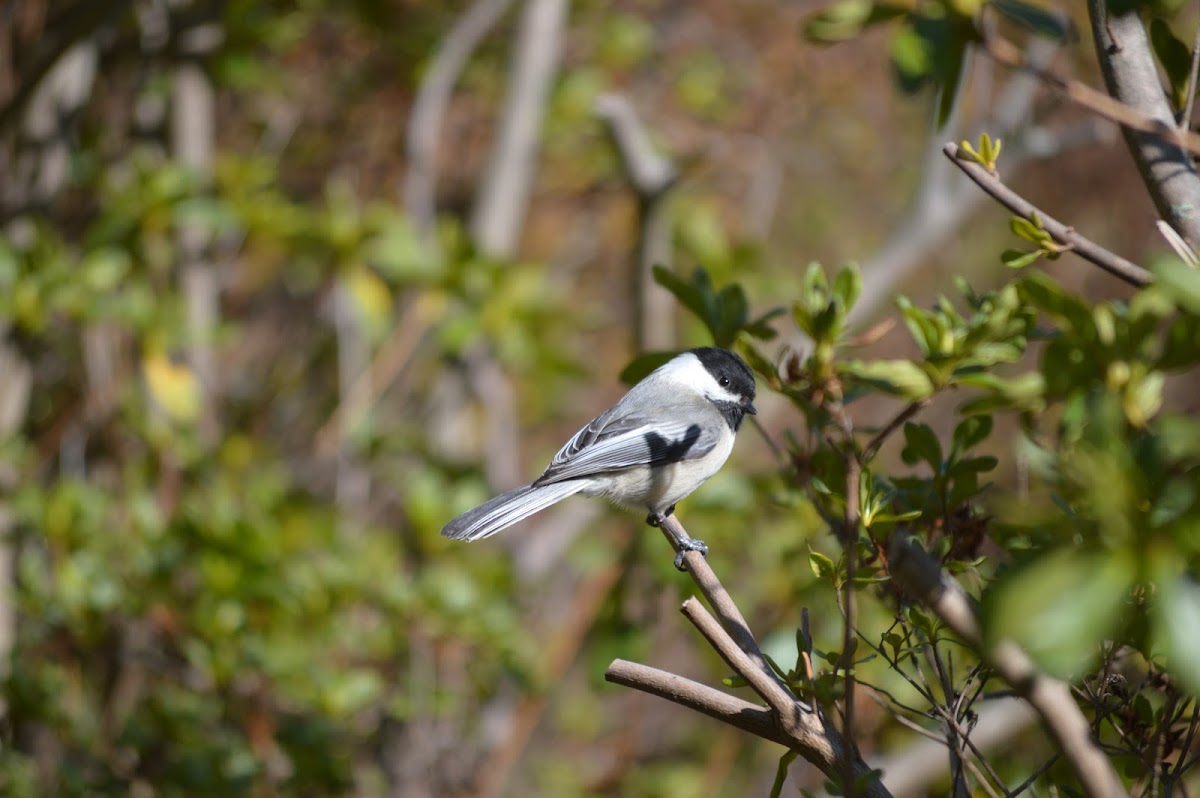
[584,433,734,514]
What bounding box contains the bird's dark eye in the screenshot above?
[719,376,730,387]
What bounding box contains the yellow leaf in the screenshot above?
[143,351,201,423]
[343,266,392,340]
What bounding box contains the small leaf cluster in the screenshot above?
[957,132,1002,174]
[620,265,782,383]
[896,416,997,527]
[1002,212,1070,270]
[890,279,1035,396]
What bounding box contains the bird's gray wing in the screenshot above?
[533,409,718,486]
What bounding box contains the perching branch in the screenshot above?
[655,514,782,679]
[605,515,891,797]
[943,142,1151,287]
[888,536,1126,798]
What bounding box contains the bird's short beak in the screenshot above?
[744,400,757,415]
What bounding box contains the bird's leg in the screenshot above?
[646,506,708,570]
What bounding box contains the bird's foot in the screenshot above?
[645,507,701,570]
[673,535,708,571]
[644,505,676,528]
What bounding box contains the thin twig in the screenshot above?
[847,38,1060,333]
[681,599,800,725]
[1010,753,1061,797]
[842,452,862,794]
[862,399,931,463]
[926,643,970,798]
[984,33,1200,158]
[604,659,796,748]
[943,142,1151,287]
[1169,700,1200,783]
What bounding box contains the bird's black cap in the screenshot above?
[690,347,757,428]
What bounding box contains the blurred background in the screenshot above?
[0,1,1173,796]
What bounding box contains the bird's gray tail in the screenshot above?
[440,481,586,542]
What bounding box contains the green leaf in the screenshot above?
[950,455,997,477]
[1148,477,1196,527]
[619,351,677,385]
[1149,18,1193,110]
[951,414,992,454]
[653,265,712,324]
[1010,214,1050,247]
[869,509,922,524]
[809,549,837,580]
[935,27,968,128]
[1001,248,1043,269]
[1154,257,1200,315]
[803,0,896,43]
[713,283,749,346]
[737,337,780,388]
[1154,574,1200,695]
[842,359,935,399]
[832,266,862,312]
[985,548,1134,677]
[1020,272,1094,332]
[81,247,132,292]
[369,215,440,282]
[1160,315,1200,370]
[1123,369,1164,427]
[891,20,934,92]
[897,297,938,356]
[1157,415,1200,461]
[901,422,942,469]
[745,307,785,340]
[991,0,1072,40]
[770,750,800,798]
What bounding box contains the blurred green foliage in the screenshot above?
[3,0,1200,796]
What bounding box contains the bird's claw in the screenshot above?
[673,536,709,571]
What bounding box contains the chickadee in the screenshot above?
[441,347,757,567]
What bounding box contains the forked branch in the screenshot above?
[604,515,891,797]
